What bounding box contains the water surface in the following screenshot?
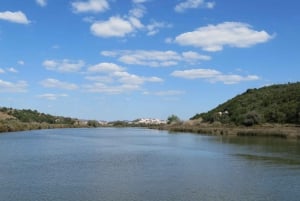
[0,128,299,201]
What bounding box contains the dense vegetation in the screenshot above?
[191,82,300,126]
[0,107,80,132]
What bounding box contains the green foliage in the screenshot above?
[191,82,300,125]
[87,120,100,127]
[167,114,181,124]
[0,107,76,125]
[110,121,129,127]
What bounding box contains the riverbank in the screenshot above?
[0,120,86,133]
[1,118,299,140]
[151,121,300,139]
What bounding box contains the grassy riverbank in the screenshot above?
[0,107,88,133]
[151,121,300,139]
[0,120,84,133]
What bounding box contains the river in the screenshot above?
[0,128,299,201]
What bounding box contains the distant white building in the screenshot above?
[133,118,166,125]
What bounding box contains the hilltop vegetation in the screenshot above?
[0,107,80,132]
[191,82,300,126]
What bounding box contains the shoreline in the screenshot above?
[1,120,299,140]
[0,120,88,133]
[153,122,300,140]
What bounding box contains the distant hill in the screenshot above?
[0,107,80,132]
[0,107,76,124]
[191,82,300,126]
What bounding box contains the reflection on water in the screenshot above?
[0,128,300,201]
[235,153,300,166]
[211,135,300,166]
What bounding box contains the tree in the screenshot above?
[167,114,180,124]
[242,111,262,126]
[87,120,99,127]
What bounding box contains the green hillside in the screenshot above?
[0,107,79,132]
[191,82,300,126]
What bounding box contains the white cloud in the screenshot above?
[113,71,163,85]
[85,75,114,83]
[182,51,211,61]
[72,0,109,13]
[0,11,30,24]
[36,0,47,7]
[172,68,220,79]
[84,82,140,94]
[171,68,259,84]
[174,22,273,51]
[38,93,68,100]
[7,67,18,73]
[88,62,124,73]
[0,68,5,73]
[0,79,27,93]
[101,50,210,67]
[43,59,85,73]
[213,74,260,84]
[40,78,78,90]
[89,1,168,38]
[151,90,185,96]
[91,16,169,38]
[118,50,180,67]
[175,0,215,12]
[90,16,135,38]
[85,62,163,94]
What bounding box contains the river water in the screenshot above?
[0,128,299,201]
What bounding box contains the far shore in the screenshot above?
[1,120,300,140]
[151,122,300,140]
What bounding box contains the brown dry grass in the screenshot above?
[0,112,15,120]
[161,120,300,140]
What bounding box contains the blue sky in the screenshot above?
[0,0,299,121]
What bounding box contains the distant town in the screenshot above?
[77,118,167,127]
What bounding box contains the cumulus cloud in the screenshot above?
[43,59,85,73]
[171,68,259,84]
[175,0,215,12]
[0,79,27,93]
[72,0,109,13]
[0,68,5,74]
[91,16,169,37]
[0,11,30,24]
[36,0,47,7]
[85,62,163,94]
[101,50,210,67]
[40,78,78,90]
[113,71,163,85]
[91,16,136,38]
[174,22,273,51]
[90,1,168,38]
[182,51,211,61]
[88,62,124,73]
[38,93,68,100]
